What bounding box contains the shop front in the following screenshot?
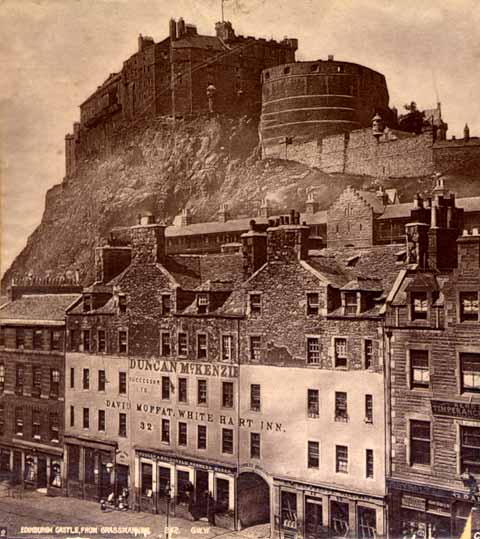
[273,478,386,539]
[134,449,236,529]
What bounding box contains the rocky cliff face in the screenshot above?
[3,114,480,290]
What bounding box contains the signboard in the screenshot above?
[427,499,451,517]
[129,358,238,379]
[431,399,480,420]
[401,494,426,512]
[136,450,235,474]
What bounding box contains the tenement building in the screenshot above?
[0,282,80,494]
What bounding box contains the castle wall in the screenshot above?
[261,139,320,167]
[433,139,480,174]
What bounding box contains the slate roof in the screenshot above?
[0,294,80,323]
[355,190,386,214]
[378,196,480,220]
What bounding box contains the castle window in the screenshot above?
[283,67,290,75]
[307,293,319,315]
[334,338,347,368]
[411,292,428,320]
[460,292,479,322]
[310,64,318,72]
[410,350,430,389]
[460,353,480,394]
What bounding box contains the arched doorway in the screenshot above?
[237,472,270,529]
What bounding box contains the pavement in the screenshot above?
[0,487,272,539]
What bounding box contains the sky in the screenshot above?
[1,0,480,277]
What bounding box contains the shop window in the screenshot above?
[366,449,374,478]
[50,412,59,442]
[358,506,377,539]
[336,445,348,473]
[365,394,373,423]
[15,407,23,436]
[249,293,262,315]
[162,376,171,400]
[250,384,261,411]
[410,350,430,389]
[222,382,234,408]
[119,372,127,394]
[70,405,74,427]
[307,389,319,418]
[305,498,323,539]
[222,428,233,454]
[281,491,298,530]
[250,432,261,459]
[197,379,207,405]
[460,353,480,394]
[83,407,90,429]
[82,330,91,352]
[197,425,207,450]
[141,463,153,496]
[410,420,431,466]
[32,366,42,397]
[344,292,358,315]
[98,330,106,353]
[178,422,187,446]
[161,294,171,315]
[33,329,43,350]
[50,460,62,488]
[411,292,428,320]
[335,391,348,422]
[118,294,127,314]
[178,378,188,403]
[334,338,347,368]
[158,466,170,496]
[70,367,75,389]
[32,410,41,439]
[197,293,209,314]
[216,478,229,513]
[460,425,480,474]
[307,293,319,315]
[331,501,349,537]
[176,470,190,504]
[0,363,5,393]
[197,334,207,359]
[250,336,261,361]
[161,418,170,444]
[118,330,128,354]
[98,410,106,432]
[68,445,80,481]
[83,368,90,390]
[308,441,319,468]
[222,335,233,361]
[15,364,24,395]
[307,337,321,364]
[50,369,60,398]
[16,328,25,349]
[460,292,479,322]
[161,332,171,357]
[178,332,188,356]
[119,413,127,438]
[364,340,373,369]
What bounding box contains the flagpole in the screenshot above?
[221,0,224,22]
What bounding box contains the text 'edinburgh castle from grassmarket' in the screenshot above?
[2,10,480,539]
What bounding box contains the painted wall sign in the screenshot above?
[129,359,238,378]
[401,494,426,512]
[136,450,235,474]
[431,399,480,419]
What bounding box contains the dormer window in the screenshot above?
[161,294,171,316]
[249,293,262,316]
[307,293,319,316]
[118,295,127,314]
[411,292,428,320]
[460,292,479,322]
[197,294,209,314]
[83,295,92,312]
[344,292,358,315]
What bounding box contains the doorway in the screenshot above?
[37,458,47,488]
[238,472,270,529]
[195,470,209,518]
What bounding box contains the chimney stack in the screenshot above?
[131,212,166,265]
[266,210,310,262]
[305,192,318,214]
[95,246,132,284]
[241,220,267,277]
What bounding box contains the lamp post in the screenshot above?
[165,481,171,539]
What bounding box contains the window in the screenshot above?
[68,445,80,481]
[461,353,480,393]
[365,395,373,423]
[162,376,170,400]
[0,327,4,347]
[197,293,208,314]
[70,367,75,389]
[32,366,42,397]
[119,413,127,437]
[161,332,171,356]
[83,368,89,390]
[197,425,207,449]
[82,330,90,352]
[336,445,348,473]
[460,292,479,322]
[410,420,431,466]
[33,329,43,350]
[249,293,261,315]
[344,292,358,315]
[141,463,153,496]
[307,293,319,315]
[98,330,106,353]
[178,378,188,403]
[251,432,261,459]
[69,329,78,351]
[32,410,41,439]
[250,336,261,361]
[15,407,23,435]
[410,350,430,389]
[197,334,207,359]
[358,506,377,539]
[222,335,233,362]
[51,330,61,351]
[50,369,60,398]
[98,410,106,431]
[83,295,92,312]
[49,413,59,442]
[158,466,170,496]
[0,363,5,393]
[222,382,234,408]
[197,379,207,405]
[178,332,188,356]
[161,418,170,444]
[307,389,319,418]
[334,338,347,368]
[119,372,127,394]
[222,428,233,454]
[307,337,320,364]
[176,470,190,504]
[83,407,89,429]
[118,330,128,354]
[118,295,127,314]
[15,364,24,395]
[161,294,171,315]
[0,404,5,435]
[335,392,348,422]
[70,405,74,427]
[460,426,480,474]
[364,340,373,369]
[366,449,374,478]
[281,491,298,530]
[16,328,25,349]
[178,422,187,446]
[308,441,320,468]
[250,384,261,411]
[216,478,229,513]
[411,292,428,320]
